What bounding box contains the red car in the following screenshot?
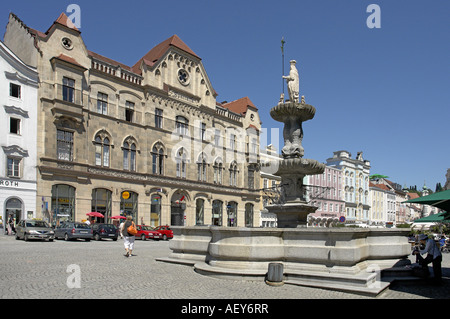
[154,225,173,240]
[136,225,162,241]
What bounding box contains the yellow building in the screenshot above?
[4,13,262,227]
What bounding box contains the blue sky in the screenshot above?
[3,0,449,190]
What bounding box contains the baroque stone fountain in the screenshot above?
[266,60,325,227]
[157,60,411,296]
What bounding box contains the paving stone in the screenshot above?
[1,235,450,300]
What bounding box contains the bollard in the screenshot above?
[266,263,284,286]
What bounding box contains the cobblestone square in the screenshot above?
[1,235,450,300]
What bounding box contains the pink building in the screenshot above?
[306,165,345,226]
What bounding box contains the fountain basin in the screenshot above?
[266,202,318,228]
[270,102,316,123]
[275,158,325,175]
[157,226,411,295]
[163,226,410,268]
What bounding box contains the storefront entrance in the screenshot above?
[171,192,186,226]
[92,189,112,223]
[120,191,138,221]
[4,197,22,231]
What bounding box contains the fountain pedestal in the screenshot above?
[266,100,326,227]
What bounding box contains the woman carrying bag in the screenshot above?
[121,215,137,257]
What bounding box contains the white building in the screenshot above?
[0,41,39,226]
[369,182,396,227]
[326,150,371,225]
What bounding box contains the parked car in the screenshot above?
[92,223,118,241]
[15,219,54,242]
[55,222,92,241]
[154,225,173,240]
[136,225,162,241]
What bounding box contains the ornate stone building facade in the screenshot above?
[326,150,371,225]
[4,13,261,227]
[306,165,345,226]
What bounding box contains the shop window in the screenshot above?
[120,191,138,221]
[245,203,254,227]
[196,198,205,225]
[51,184,75,222]
[227,201,238,227]
[212,200,223,226]
[91,189,112,222]
[151,195,161,226]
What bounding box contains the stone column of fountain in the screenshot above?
[266,60,325,227]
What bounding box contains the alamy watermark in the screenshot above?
[66,4,81,29]
[366,4,381,29]
[66,264,81,289]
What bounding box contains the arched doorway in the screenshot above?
[120,191,138,221]
[171,192,187,226]
[4,197,23,230]
[150,194,162,226]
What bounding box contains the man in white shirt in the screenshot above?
[413,234,442,284]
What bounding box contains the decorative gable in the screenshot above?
[133,35,217,109]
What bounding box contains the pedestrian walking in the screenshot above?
[413,234,443,284]
[119,219,125,239]
[121,215,137,257]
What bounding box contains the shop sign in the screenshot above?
[0,179,19,187]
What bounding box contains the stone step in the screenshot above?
[283,269,390,296]
[381,266,415,278]
[284,278,390,297]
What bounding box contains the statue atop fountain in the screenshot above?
[266,60,325,227]
[282,60,300,103]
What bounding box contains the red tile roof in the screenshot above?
[247,124,260,131]
[45,13,80,34]
[51,54,87,70]
[370,183,392,191]
[407,193,420,200]
[222,97,258,115]
[132,35,200,73]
